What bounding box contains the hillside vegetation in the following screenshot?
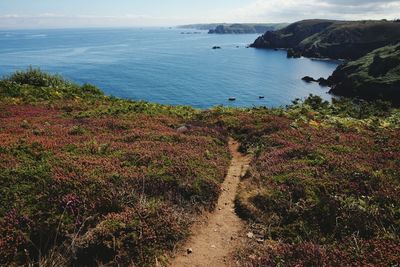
[0,69,230,266]
[203,96,400,266]
[1,69,399,266]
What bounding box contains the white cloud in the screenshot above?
[0,1,399,28]
[223,0,400,23]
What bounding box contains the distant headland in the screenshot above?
[178,23,288,34]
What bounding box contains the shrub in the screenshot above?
[7,66,68,88]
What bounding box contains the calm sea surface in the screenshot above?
[0,28,339,108]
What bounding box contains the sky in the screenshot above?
[0,0,399,29]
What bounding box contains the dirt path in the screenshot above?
[170,138,251,267]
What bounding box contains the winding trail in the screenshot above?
[170,138,251,267]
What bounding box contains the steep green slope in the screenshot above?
[251,19,400,60]
[300,21,400,59]
[328,44,400,103]
[251,19,340,49]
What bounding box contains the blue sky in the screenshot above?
[1,0,399,29]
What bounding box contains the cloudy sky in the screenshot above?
[1,0,399,29]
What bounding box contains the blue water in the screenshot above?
[0,28,339,108]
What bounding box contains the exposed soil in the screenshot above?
[170,138,251,267]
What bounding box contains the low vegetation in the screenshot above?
[206,96,399,266]
[0,69,230,266]
[1,69,399,266]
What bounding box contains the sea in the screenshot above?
[0,27,340,108]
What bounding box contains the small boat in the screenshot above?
[228,97,236,101]
[259,96,265,99]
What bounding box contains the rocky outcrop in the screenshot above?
[302,76,332,87]
[302,76,317,83]
[328,44,400,104]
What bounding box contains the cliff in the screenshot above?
[251,19,400,60]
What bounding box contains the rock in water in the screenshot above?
[287,49,302,58]
[302,76,317,83]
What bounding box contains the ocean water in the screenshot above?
[0,28,339,108]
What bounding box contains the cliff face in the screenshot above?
[251,19,338,49]
[328,44,400,103]
[251,20,400,60]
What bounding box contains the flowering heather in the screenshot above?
[227,100,400,266]
[1,70,399,266]
[0,100,230,265]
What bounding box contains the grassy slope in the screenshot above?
[299,20,400,59]
[0,69,231,266]
[328,44,400,103]
[251,20,343,49]
[212,97,400,266]
[1,69,400,266]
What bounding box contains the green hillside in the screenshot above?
[328,44,400,103]
[251,19,400,60]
